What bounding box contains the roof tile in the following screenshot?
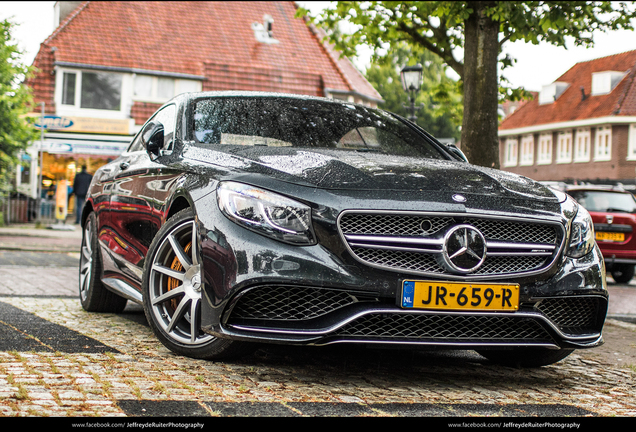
[31,1,381,102]
[500,49,636,131]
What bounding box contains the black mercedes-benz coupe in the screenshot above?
[79,91,607,366]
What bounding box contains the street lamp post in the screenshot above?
[400,64,423,122]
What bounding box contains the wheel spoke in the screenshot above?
[80,257,92,272]
[80,267,90,293]
[152,285,185,305]
[152,263,185,281]
[190,222,199,266]
[166,296,191,334]
[190,298,201,343]
[168,233,192,271]
[81,245,91,261]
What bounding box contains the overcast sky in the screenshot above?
[2,1,636,92]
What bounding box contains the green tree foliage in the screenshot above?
[298,1,636,168]
[0,19,37,189]
[365,44,462,141]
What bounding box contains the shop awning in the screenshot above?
[35,132,133,156]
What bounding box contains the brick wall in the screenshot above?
[499,124,636,183]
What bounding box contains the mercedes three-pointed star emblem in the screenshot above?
[441,224,487,274]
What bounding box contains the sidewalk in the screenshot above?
[0,222,634,322]
[0,222,81,253]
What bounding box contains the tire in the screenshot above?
[79,212,128,313]
[611,264,635,284]
[142,208,250,360]
[476,348,574,368]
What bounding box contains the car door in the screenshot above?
[101,104,177,289]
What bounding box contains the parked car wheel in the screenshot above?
[79,212,128,313]
[610,264,635,284]
[142,208,250,360]
[477,348,574,368]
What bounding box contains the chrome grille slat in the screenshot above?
[339,211,564,278]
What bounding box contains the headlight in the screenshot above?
[217,181,315,245]
[567,204,595,258]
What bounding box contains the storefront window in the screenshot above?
[40,153,112,217]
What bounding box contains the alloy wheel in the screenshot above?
[79,221,93,302]
[147,219,214,346]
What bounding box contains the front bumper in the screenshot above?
[198,207,608,350]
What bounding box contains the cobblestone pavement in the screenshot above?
[0,293,635,418]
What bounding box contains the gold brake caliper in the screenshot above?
[167,242,192,311]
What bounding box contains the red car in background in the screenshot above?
[567,185,636,283]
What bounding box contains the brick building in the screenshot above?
[498,49,636,185]
[20,1,381,208]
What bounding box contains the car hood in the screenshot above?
[181,145,560,203]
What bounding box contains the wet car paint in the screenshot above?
[83,92,607,355]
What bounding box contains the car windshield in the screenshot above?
[192,97,447,159]
[568,190,636,213]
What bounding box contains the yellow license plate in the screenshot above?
[401,280,519,311]
[596,231,624,242]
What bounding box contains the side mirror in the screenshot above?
[445,143,468,162]
[141,122,164,156]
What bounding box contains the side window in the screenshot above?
[127,130,144,152]
[153,104,176,150]
[129,105,177,153]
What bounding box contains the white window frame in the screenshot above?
[537,133,552,165]
[55,67,132,119]
[504,138,518,167]
[628,124,636,161]
[519,134,534,166]
[594,126,612,161]
[574,128,591,163]
[556,131,572,164]
[132,74,202,104]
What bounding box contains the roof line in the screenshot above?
[54,61,206,80]
[298,10,354,94]
[499,115,636,136]
[324,87,384,104]
[44,1,90,45]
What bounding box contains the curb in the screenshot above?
[0,245,79,253]
[605,317,636,329]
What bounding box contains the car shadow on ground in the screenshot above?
[116,302,496,367]
[115,294,635,374]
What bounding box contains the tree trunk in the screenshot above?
[461,1,500,168]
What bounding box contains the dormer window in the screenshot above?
[539,82,569,105]
[252,14,279,44]
[591,71,626,96]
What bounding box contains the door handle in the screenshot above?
[119,162,130,170]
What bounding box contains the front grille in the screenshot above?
[537,297,602,334]
[336,313,554,342]
[340,214,455,237]
[352,248,547,276]
[229,286,370,321]
[339,212,564,279]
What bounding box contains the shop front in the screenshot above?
[19,115,135,221]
